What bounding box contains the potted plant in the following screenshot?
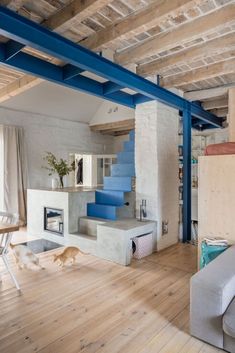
[43,152,75,188]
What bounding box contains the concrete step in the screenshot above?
[117,151,134,164]
[123,140,134,152]
[95,190,125,206]
[103,176,132,192]
[87,192,135,221]
[111,163,135,177]
[79,216,107,237]
[116,191,135,219]
[68,233,97,254]
[87,203,118,220]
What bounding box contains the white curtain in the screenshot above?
[3,125,28,225]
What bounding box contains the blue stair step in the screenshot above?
[103,176,132,191]
[87,203,117,220]
[117,151,134,164]
[111,163,135,177]
[95,190,124,206]
[86,128,135,220]
[129,130,135,141]
[123,140,134,152]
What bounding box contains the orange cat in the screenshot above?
[53,246,88,267]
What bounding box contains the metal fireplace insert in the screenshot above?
[44,207,64,236]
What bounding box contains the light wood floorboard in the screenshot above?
[0,243,223,353]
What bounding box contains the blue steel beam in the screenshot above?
[192,118,210,127]
[0,45,135,108]
[190,102,221,128]
[199,124,218,131]
[183,103,192,243]
[103,81,123,95]
[132,93,153,104]
[192,117,223,131]
[5,40,24,60]
[0,6,223,128]
[63,64,84,80]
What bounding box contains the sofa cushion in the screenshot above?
[223,297,235,338]
[190,246,235,349]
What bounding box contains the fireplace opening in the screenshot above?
[44,207,64,236]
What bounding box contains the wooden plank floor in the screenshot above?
[0,243,223,353]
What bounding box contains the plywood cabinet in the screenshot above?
[198,155,235,262]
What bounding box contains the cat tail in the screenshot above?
[79,250,90,255]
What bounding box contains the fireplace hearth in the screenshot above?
[44,207,64,236]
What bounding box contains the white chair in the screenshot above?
[0,211,20,290]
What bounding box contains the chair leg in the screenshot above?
[2,255,20,291]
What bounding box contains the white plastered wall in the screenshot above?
[135,100,179,251]
[0,107,114,189]
[89,101,134,126]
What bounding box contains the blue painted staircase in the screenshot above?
[87,130,135,220]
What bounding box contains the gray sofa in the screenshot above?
[190,245,235,352]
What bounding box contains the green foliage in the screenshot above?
[43,152,75,178]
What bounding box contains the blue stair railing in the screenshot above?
[87,130,135,220]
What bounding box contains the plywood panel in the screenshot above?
[198,155,235,242]
[228,87,235,142]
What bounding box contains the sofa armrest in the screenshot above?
[190,245,235,349]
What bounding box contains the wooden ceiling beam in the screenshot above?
[0,0,13,5]
[185,82,235,101]
[137,32,235,77]
[0,75,42,103]
[112,130,131,136]
[90,119,135,133]
[209,107,228,117]
[80,0,196,50]
[160,57,235,88]
[96,129,131,136]
[202,97,228,110]
[42,0,112,30]
[100,126,133,134]
[115,3,235,66]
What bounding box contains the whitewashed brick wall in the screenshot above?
[0,107,114,189]
[135,100,179,251]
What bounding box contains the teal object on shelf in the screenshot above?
[200,241,229,269]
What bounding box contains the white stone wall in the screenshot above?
[135,101,179,251]
[135,101,159,223]
[89,101,134,126]
[0,107,114,189]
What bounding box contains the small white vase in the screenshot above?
[52,178,58,189]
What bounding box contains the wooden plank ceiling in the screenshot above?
[0,0,234,124]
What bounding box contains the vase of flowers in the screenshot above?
[43,152,75,188]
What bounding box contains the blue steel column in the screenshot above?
[183,103,192,242]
